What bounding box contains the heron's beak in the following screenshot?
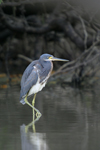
[49,57,69,62]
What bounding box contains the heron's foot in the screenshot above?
[36,111,42,118]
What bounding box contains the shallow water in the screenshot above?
[0,84,100,150]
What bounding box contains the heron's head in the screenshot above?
[40,54,69,62]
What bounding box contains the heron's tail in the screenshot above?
[20,98,26,105]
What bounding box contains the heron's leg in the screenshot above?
[24,95,41,115]
[32,94,36,120]
[25,115,41,133]
[32,93,42,117]
[32,93,36,107]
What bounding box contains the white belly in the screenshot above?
[28,79,47,96]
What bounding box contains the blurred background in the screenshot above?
[0,0,100,150]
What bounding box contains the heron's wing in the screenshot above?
[20,61,38,99]
[22,60,38,82]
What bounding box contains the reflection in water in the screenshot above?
[1,84,100,150]
[20,116,48,150]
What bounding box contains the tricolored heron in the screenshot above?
[20,54,68,116]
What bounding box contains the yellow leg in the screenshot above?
[32,123,36,133]
[32,93,36,107]
[32,93,42,117]
[32,94,36,120]
[24,94,41,116]
[25,115,41,133]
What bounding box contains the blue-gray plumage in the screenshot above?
[20,53,68,116]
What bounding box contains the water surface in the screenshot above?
[0,84,100,150]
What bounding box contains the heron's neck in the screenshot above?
[40,60,53,72]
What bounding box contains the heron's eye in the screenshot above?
[49,56,52,59]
